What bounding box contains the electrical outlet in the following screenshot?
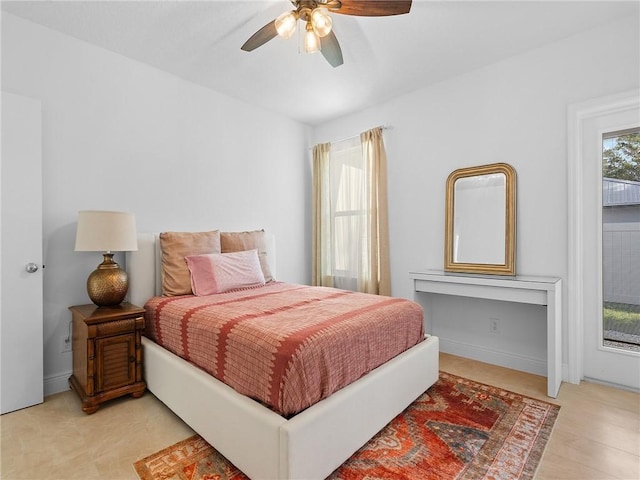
[489,318,500,334]
[60,335,72,353]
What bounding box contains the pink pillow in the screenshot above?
[185,249,266,296]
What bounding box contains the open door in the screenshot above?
[570,91,640,390]
[1,92,44,414]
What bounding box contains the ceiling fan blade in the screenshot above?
[334,0,412,16]
[241,20,278,52]
[321,30,343,68]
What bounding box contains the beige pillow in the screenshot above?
[220,230,274,283]
[159,231,221,296]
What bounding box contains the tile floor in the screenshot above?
[1,353,638,479]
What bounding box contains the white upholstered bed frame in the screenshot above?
[127,233,439,480]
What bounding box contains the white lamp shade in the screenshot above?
[75,210,138,252]
[304,28,320,54]
[311,8,332,37]
[275,10,298,39]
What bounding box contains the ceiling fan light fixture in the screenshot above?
[242,0,413,67]
[310,7,332,37]
[275,10,298,39]
[303,22,321,53]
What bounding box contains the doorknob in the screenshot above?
[25,263,39,273]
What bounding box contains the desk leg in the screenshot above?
[547,282,562,397]
[414,291,434,335]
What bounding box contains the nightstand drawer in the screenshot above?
[96,318,136,337]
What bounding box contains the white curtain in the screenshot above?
[312,142,333,287]
[360,127,391,295]
[312,127,390,295]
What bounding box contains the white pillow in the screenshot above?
[185,249,266,295]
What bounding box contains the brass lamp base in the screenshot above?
[87,253,129,306]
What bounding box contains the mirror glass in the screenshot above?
[445,163,516,275]
[453,173,506,264]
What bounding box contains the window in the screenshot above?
[328,137,365,290]
[312,127,390,295]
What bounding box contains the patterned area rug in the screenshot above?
[134,372,559,480]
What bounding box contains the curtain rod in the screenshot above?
[308,125,393,150]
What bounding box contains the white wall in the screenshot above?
[2,13,312,394]
[3,11,638,394]
[311,16,640,377]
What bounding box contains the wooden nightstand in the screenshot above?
[69,302,146,414]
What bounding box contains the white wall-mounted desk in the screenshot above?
[410,270,562,398]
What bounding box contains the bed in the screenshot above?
[127,232,439,480]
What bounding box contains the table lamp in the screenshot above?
[74,210,138,306]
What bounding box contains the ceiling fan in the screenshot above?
[241,0,412,68]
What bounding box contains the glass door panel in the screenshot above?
[602,130,640,353]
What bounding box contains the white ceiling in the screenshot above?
[2,1,637,125]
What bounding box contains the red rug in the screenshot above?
[134,372,559,480]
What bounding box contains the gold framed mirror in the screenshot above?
[444,163,516,275]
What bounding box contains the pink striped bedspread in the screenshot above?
[144,282,425,417]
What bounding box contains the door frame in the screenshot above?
[567,89,640,385]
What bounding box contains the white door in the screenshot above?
[577,92,640,390]
[1,92,44,414]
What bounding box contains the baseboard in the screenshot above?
[582,376,640,393]
[44,371,71,397]
[439,338,547,377]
